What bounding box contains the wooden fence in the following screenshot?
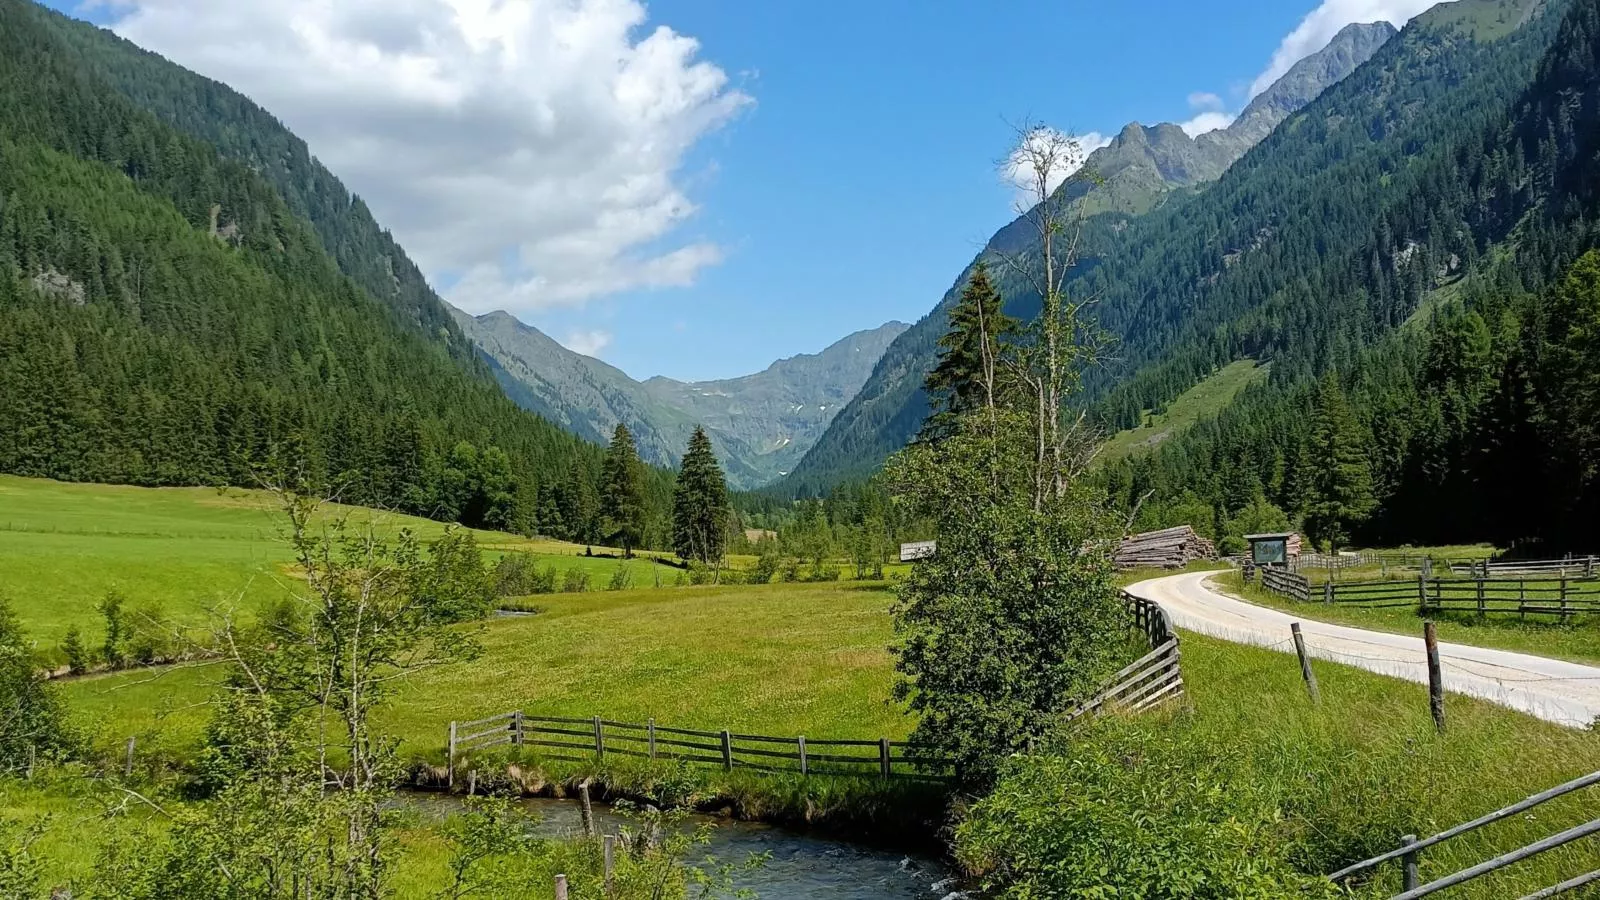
[449,713,941,782]
[1329,768,1600,898]
[446,592,1183,782]
[1260,573,1600,619]
[1260,567,1311,602]
[1447,556,1598,579]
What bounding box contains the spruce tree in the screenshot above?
[922,262,1017,439]
[672,426,730,565]
[601,424,647,558]
[1304,373,1376,551]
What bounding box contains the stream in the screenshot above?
[404,794,963,899]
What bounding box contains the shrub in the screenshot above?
[60,626,88,675]
[957,723,1340,899]
[749,552,779,585]
[494,552,556,597]
[780,558,801,583]
[0,597,74,767]
[687,561,713,585]
[562,569,592,593]
[607,565,633,591]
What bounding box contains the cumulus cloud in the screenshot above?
[562,329,613,357]
[103,0,751,315]
[1248,0,1446,98]
[1180,92,1234,136]
[1000,127,1110,209]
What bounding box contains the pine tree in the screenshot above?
[601,424,646,558]
[1304,374,1376,551]
[672,426,730,566]
[922,262,1017,439]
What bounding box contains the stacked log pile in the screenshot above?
[1115,526,1217,570]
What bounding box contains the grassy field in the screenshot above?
[20,578,1600,896]
[0,476,905,660]
[1215,570,1600,665]
[60,580,912,763]
[1099,360,1267,463]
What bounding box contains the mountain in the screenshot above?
[1060,21,1397,218]
[0,0,675,544]
[1107,0,1600,551]
[782,1,1540,495]
[455,309,908,488]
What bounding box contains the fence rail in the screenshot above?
[1257,570,1600,620]
[1261,567,1310,602]
[446,592,1184,783]
[1330,769,1600,898]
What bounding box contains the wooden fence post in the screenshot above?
[512,710,523,746]
[1323,581,1334,605]
[447,721,457,789]
[593,716,604,759]
[554,874,568,900]
[1561,578,1571,622]
[1587,556,1595,579]
[1425,621,1445,733]
[1291,623,1320,704]
[647,718,656,760]
[720,730,733,771]
[1402,834,1420,892]
[468,770,477,796]
[1476,577,1486,617]
[1418,574,1427,610]
[578,780,595,837]
[603,834,616,897]
[879,738,892,779]
[798,736,808,777]
[124,736,136,778]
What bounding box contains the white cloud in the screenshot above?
[562,329,613,357]
[1248,0,1446,98]
[1000,127,1110,209]
[103,0,751,315]
[1188,91,1225,112]
[1180,110,1235,137]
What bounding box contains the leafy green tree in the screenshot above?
[1304,374,1375,551]
[0,597,72,770]
[601,424,647,558]
[97,591,128,669]
[923,261,1017,438]
[671,427,730,566]
[60,625,88,675]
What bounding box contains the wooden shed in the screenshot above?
[1245,532,1302,566]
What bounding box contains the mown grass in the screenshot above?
[1215,569,1600,665]
[1099,360,1267,463]
[60,581,911,764]
[0,476,893,661]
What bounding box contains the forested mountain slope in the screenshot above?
[784,0,1556,496]
[1112,0,1600,551]
[455,309,907,488]
[0,0,673,542]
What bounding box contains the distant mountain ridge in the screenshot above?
[454,309,909,489]
[1050,21,1398,221]
[783,18,1403,492]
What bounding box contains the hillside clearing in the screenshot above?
[1098,360,1267,463]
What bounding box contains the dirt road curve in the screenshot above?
[1126,571,1600,728]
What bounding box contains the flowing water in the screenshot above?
[404,793,962,899]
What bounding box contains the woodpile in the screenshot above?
[1115,526,1217,570]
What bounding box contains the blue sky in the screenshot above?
[47,0,1436,381]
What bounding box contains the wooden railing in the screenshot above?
[448,713,945,782]
[1261,567,1311,602]
[1448,556,1598,579]
[446,592,1184,782]
[1329,769,1600,898]
[1268,574,1600,619]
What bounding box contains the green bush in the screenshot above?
[750,548,780,584]
[493,552,556,596]
[561,569,591,593]
[957,723,1340,899]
